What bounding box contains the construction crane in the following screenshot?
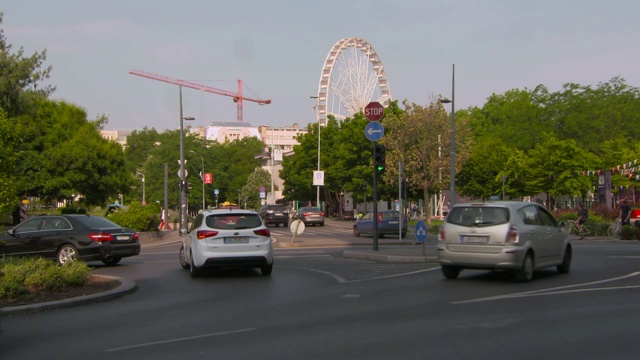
[129,69,271,122]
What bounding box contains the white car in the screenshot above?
[437,201,572,282]
[179,209,273,277]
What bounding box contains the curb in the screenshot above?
[0,275,137,316]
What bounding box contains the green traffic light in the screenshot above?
[376,165,385,172]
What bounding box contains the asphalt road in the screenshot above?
[1,226,640,360]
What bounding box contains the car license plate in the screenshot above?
[224,237,250,244]
[116,235,130,241]
[461,236,487,244]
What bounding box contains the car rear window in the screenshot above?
[447,206,509,227]
[73,216,122,229]
[206,214,263,229]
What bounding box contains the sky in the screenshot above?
[3,0,640,132]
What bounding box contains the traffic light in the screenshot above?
[374,144,386,174]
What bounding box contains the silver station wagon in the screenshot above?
[437,201,572,282]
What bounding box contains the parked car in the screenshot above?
[353,210,407,238]
[437,201,572,282]
[295,207,325,226]
[0,214,141,265]
[179,209,273,277]
[258,204,290,227]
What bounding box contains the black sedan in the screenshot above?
[0,214,140,265]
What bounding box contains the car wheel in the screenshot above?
[353,227,360,237]
[179,245,190,270]
[514,253,534,282]
[260,262,273,276]
[441,265,460,279]
[57,244,78,265]
[557,246,572,274]
[101,257,121,266]
[189,252,202,278]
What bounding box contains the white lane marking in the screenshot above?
[105,328,257,352]
[452,271,640,304]
[283,266,438,284]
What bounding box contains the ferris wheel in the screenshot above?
[315,37,392,125]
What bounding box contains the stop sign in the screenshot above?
[364,101,385,121]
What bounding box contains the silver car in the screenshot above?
[179,209,273,277]
[437,201,572,282]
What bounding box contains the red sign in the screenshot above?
[364,101,384,121]
[204,173,213,184]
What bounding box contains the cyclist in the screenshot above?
[620,199,632,226]
[576,204,588,240]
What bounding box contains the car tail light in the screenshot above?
[132,232,139,241]
[320,212,325,216]
[197,230,218,240]
[378,212,383,223]
[253,228,271,237]
[90,233,114,242]
[506,226,519,243]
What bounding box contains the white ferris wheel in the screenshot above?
[315,37,392,126]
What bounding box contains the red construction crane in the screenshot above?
[129,69,271,122]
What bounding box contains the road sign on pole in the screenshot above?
[365,122,384,141]
[364,101,385,121]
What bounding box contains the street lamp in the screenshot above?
[178,85,195,233]
[439,64,456,206]
[136,172,145,205]
[311,95,320,209]
[189,150,205,211]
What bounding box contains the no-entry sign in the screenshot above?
[364,101,384,121]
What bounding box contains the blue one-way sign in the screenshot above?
[415,220,428,243]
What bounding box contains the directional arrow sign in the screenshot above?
[415,220,428,243]
[365,121,384,141]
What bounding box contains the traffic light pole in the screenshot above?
[372,141,379,251]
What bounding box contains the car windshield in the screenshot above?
[205,214,263,230]
[447,206,509,227]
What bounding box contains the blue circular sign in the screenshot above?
[365,122,384,141]
[415,220,428,243]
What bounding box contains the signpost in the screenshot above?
[364,101,385,251]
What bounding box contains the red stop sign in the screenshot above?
[364,102,385,121]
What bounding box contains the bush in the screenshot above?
[106,202,161,232]
[619,225,639,240]
[0,257,92,299]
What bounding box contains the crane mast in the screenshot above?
[129,69,271,122]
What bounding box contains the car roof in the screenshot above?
[452,201,543,209]
[201,209,259,215]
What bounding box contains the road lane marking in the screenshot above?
[452,271,640,304]
[105,328,257,352]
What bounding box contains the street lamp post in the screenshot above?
[439,64,456,206]
[189,150,205,211]
[310,96,320,209]
[178,85,195,233]
[136,172,145,205]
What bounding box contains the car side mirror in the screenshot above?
[180,228,187,235]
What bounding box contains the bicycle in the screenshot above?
[607,219,622,240]
[566,220,596,240]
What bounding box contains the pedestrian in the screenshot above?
[576,204,588,240]
[411,202,418,219]
[620,199,632,226]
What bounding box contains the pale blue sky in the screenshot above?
[3,0,639,131]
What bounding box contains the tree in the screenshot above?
[0,107,17,215]
[382,100,472,223]
[242,168,272,209]
[0,12,54,117]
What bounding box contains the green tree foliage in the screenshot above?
[0,108,17,215]
[241,168,272,209]
[12,99,129,206]
[382,100,472,223]
[0,12,54,117]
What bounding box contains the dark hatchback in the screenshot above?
[258,204,290,227]
[0,214,141,265]
[353,210,408,238]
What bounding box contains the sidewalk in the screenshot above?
[140,217,438,263]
